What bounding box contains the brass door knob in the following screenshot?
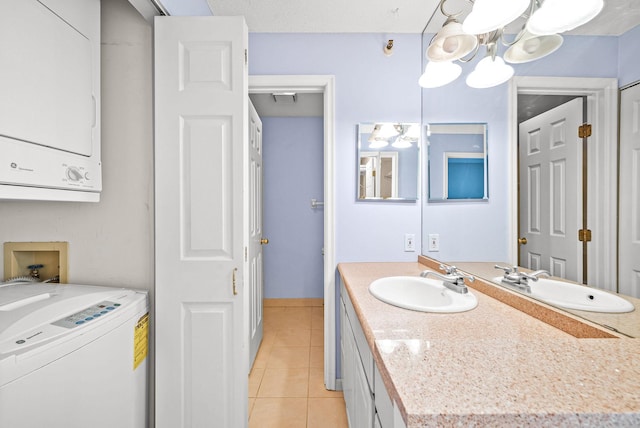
[518,237,528,245]
[260,238,269,245]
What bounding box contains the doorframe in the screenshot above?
[508,76,618,290]
[248,75,337,389]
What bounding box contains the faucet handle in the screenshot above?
[523,270,550,281]
[494,264,516,274]
[439,264,458,275]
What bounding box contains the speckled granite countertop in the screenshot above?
[338,262,640,428]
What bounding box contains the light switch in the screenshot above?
[404,234,415,252]
[428,234,440,252]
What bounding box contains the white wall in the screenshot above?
[0,0,154,291]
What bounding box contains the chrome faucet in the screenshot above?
[420,264,475,294]
[494,264,550,293]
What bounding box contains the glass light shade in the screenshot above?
[462,0,529,34]
[427,21,478,62]
[504,32,563,63]
[418,61,462,88]
[404,124,420,140]
[391,138,412,148]
[526,0,604,35]
[368,139,389,149]
[466,56,514,88]
[377,123,400,138]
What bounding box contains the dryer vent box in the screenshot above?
[3,242,68,283]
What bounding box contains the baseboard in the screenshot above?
[264,298,323,307]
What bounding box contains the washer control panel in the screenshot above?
[52,301,121,329]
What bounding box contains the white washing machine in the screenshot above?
[0,282,149,428]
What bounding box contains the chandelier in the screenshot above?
[419,0,604,89]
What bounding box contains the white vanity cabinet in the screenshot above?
[341,281,400,428]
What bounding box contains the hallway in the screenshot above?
[248,300,348,427]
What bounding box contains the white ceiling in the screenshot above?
[156,0,640,36]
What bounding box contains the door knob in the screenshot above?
[518,237,528,245]
[260,238,269,245]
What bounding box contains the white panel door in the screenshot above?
[154,17,248,428]
[519,98,583,281]
[248,100,264,367]
[619,83,640,298]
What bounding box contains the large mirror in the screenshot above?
[427,123,488,201]
[357,123,419,201]
[419,4,640,337]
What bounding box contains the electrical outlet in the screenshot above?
[404,234,415,252]
[428,234,440,252]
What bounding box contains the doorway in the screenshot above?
[249,75,337,390]
[509,77,618,290]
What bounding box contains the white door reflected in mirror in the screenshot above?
[359,151,398,199]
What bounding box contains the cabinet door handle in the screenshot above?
[92,94,97,128]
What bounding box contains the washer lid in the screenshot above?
[0,283,134,344]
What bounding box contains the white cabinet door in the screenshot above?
[341,300,355,427]
[353,347,375,428]
[341,294,374,428]
[155,16,249,428]
[619,83,640,297]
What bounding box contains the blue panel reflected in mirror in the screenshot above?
[427,123,488,201]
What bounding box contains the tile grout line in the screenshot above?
[249,306,346,427]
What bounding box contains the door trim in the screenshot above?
[248,75,337,389]
[508,77,618,290]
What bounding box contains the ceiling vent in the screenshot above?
[272,92,297,104]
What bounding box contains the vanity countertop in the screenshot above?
[338,262,640,427]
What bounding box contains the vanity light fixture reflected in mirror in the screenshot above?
[419,0,603,89]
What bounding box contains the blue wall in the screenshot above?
[250,33,423,264]
[249,27,640,267]
[262,117,325,298]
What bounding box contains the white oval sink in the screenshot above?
[492,276,634,313]
[369,276,478,313]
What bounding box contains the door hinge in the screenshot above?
[578,123,592,138]
[244,49,248,66]
[578,229,592,242]
[244,246,247,262]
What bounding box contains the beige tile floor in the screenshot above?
[249,303,348,428]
